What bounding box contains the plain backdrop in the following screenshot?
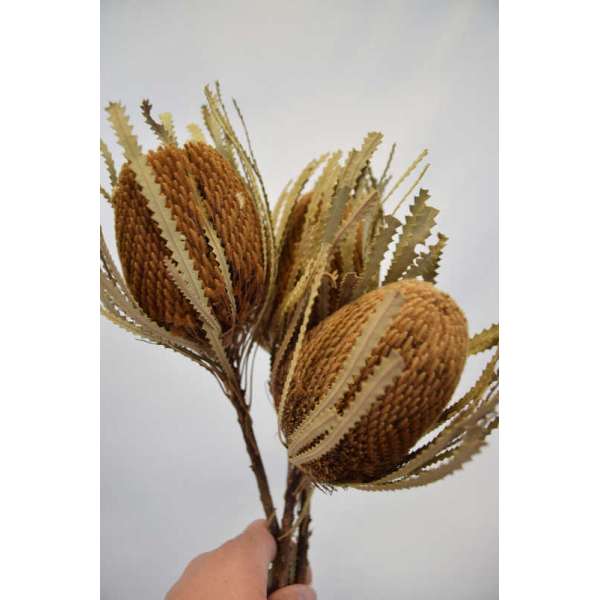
[100,1,498,598]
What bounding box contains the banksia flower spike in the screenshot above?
[101,84,275,383]
[268,135,499,489]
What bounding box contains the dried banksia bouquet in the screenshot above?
[265,134,498,585]
[101,84,498,593]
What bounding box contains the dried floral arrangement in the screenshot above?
[100,83,499,592]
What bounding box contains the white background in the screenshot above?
[100,1,498,598]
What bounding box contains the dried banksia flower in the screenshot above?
[273,280,469,484]
[113,140,265,346]
[101,85,275,382]
[268,132,498,491]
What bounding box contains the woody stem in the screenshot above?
[228,377,280,540]
[270,464,304,591]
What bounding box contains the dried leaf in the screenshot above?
[468,323,499,355]
[278,248,330,431]
[159,112,178,146]
[186,122,206,143]
[291,350,405,465]
[189,183,237,321]
[336,272,360,310]
[287,289,405,455]
[140,99,170,145]
[356,214,401,295]
[100,139,117,188]
[106,102,222,335]
[383,189,438,284]
[403,233,448,283]
[390,163,430,216]
[100,186,113,206]
[163,258,235,381]
[432,350,499,431]
[367,388,498,487]
[323,132,383,244]
[382,148,428,204]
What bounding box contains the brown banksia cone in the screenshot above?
[113,140,265,346]
[274,279,469,484]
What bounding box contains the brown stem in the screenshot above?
[227,378,280,539]
[294,487,312,584]
[270,464,303,591]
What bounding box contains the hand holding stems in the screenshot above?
[166,520,316,600]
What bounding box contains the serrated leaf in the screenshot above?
[287,289,405,455]
[186,122,206,143]
[100,139,117,188]
[188,183,237,321]
[377,143,396,193]
[403,232,448,283]
[368,387,499,487]
[159,112,178,146]
[291,349,405,465]
[383,188,438,284]
[106,102,222,336]
[431,350,499,431]
[381,148,428,203]
[100,186,113,206]
[468,323,499,355]
[336,272,360,310]
[349,402,498,491]
[356,214,401,295]
[202,86,276,327]
[323,133,383,244]
[277,248,330,433]
[274,154,328,248]
[390,163,430,216]
[140,99,170,145]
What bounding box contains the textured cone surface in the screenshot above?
[274,279,469,484]
[113,141,265,344]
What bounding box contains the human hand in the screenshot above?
[166,520,317,600]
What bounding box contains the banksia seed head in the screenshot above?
[113,141,265,346]
[274,279,469,484]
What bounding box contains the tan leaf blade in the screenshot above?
[287,289,405,455]
[159,112,178,146]
[349,405,498,491]
[106,102,222,335]
[100,139,118,188]
[431,350,499,431]
[382,148,428,203]
[277,249,330,432]
[469,323,499,355]
[323,132,383,244]
[403,232,448,283]
[186,122,206,143]
[100,186,113,206]
[291,350,405,466]
[370,388,499,486]
[189,183,237,321]
[383,188,439,284]
[140,99,170,145]
[356,214,401,295]
[163,259,235,381]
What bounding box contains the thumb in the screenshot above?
[268,584,317,600]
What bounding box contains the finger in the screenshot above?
[268,584,317,600]
[214,519,277,594]
[237,519,277,564]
